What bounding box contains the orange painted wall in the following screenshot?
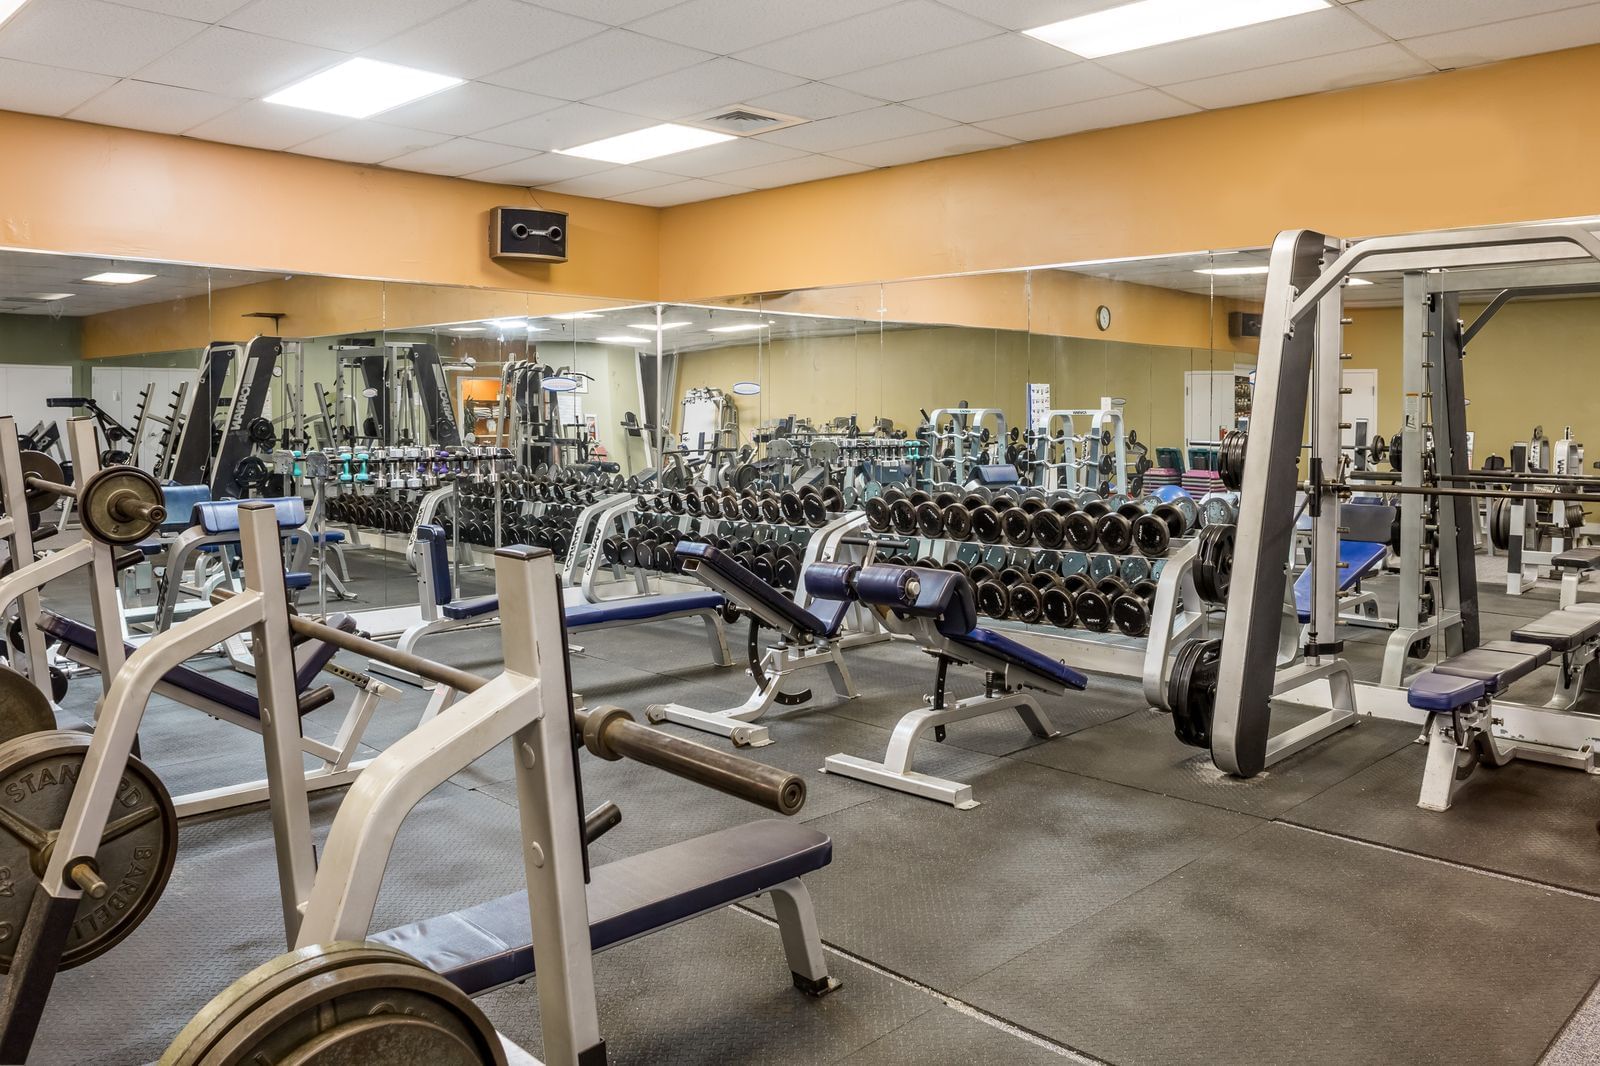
[0,110,659,300]
[658,44,1600,300]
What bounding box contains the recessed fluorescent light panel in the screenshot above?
[627,321,690,331]
[27,293,74,301]
[596,335,646,345]
[1026,0,1329,59]
[1345,278,1374,286]
[266,58,462,119]
[1194,266,1270,276]
[558,123,734,165]
[449,326,484,333]
[709,323,770,334]
[82,272,156,284]
[546,311,603,321]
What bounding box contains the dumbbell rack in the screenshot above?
[1025,402,1127,495]
[922,408,1008,488]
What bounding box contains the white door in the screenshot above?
[1341,369,1379,450]
[1184,370,1237,446]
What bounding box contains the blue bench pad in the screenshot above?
[677,543,844,638]
[441,595,500,621]
[193,497,307,534]
[564,591,723,628]
[951,627,1089,691]
[370,820,831,996]
[1294,540,1389,622]
[41,609,344,718]
[1408,671,1484,711]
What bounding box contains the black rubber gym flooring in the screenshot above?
[19,549,1600,1064]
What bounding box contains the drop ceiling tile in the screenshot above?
[629,0,901,55]
[1097,7,1384,85]
[363,0,604,80]
[1164,43,1432,110]
[613,178,751,207]
[649,136,806,178]
[380,137,534,175]
[538,166,682,197]
[1342,0,1592,40]
[69,79,239,134]
[974,87,1198,140]
[910,62,1140,123]
[932,0,1127,31]
[529,0,686,22]
[744,80,882,120]
[135,26,344,97]
[734,1,1001,80]
[466,152,615,185]
[291,123,450,164]
[0,59,117,116]
[1402,5,1600,67]
[590,57,805,120]
[114,0,252,19]
[831,32,1077,101]
[476,102,654,151]
[484,29,712,100]
[374,81,563,137]
[758,103,952,151]
[222,0,463,52]
[712,153,871,189]
[0,0,206,77]
[185,99,350,150]
[829,123,1016,166]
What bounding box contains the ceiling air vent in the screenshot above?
[689,105,807,136]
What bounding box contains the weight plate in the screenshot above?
[163,942,506,1066]
[0,663,54,743]
[19,451,64,515]
[1167,638,1222,749]
[0,730,177,972]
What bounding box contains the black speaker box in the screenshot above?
[1228,311,1263,338]
[490,207,568,262]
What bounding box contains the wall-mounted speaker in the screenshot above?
[490,207,568,262]
[1228,311,1263,338]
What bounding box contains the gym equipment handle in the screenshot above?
[210,589,807,815]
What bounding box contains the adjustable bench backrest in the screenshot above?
[677,542,848,639]
[415,524,453,608]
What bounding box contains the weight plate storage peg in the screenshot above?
[0,730,178,972]
[162,942,506,1066]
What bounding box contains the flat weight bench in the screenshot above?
[1407,640,1555,811]
[646,542,857,747]
[1510,605,1600,708]
[1552,546,1600,608]
[377,526,732,687]
[819,563,1088,808]
[42,607,400,818]
[371,819,840,999]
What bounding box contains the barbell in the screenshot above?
[18,451,167,546]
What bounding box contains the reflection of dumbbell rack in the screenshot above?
[1024,402,1126,495]
[862,485,1231,679]
[922,407,1007,488]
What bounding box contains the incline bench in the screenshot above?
[147,496,311,632]
[818,562,1088,808]
[371,818,841,999]
[42,606,399,817]
[1293,500,1394,627]
[1405,601,1600,810]
[646,541,857,747]
[375,525,732,685]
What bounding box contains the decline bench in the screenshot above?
[818,562,1088,808]
[372,818,840,999]
[1405,602,1600,810]
[42,606,401,818]
[374,525,732,685]
[646,541,857,747]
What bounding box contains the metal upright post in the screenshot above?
[0,417,50,692]
[67,419,128,701]
[1308,248,1344,657]
[1435,292,1478,651]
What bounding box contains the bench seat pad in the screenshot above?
[1408,671,1484,711]
[1553,547,1600,570]
[1294,540,1388,623]
[1511,609,1600,652]
[1479,639,1553,667]
[441,595,500,621]
[564,591,724,629]
[370,820,831,996]
[677,543,845,638]
[41,609,344,718]
[950,627,1088,691]
[1433,647,1545,693]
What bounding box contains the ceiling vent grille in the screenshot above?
[688,105,807,136]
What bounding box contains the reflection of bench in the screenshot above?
[647,542,856,747]
[819,563,1087,808]
[1405,604,1600,810]
[372,819,841,998]
[42,607,400,817]
[149,497,310,632]
[378,525,731,685]
[1293,502,1394,625]
[1552,546,1600,608]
